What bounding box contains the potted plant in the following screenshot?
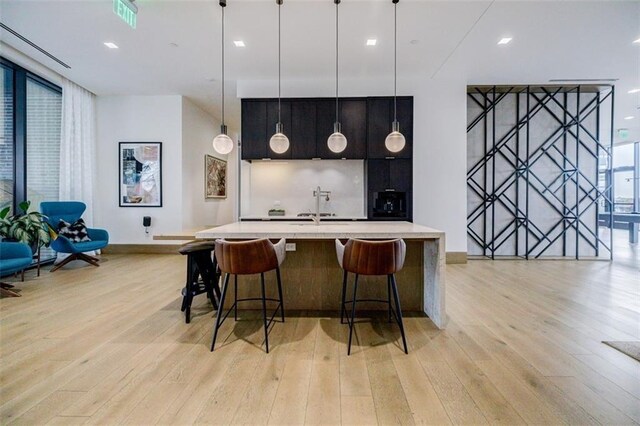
[0,201,51,253]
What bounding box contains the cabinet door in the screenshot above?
[315,99,335,159]
[339,99,367,159]
[241,100,267,160]
[389,159,412,191]
[367,159,390,191]
[266,100,292,159]
[290,101,317,159]
[316,99,367,159]
[367,98,392,159]
[394,97,413,159]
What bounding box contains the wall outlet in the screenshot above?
[285,243,296,252]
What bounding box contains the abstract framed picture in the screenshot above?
[205,155,227,199]
[119,142,163,207]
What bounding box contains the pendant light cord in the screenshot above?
[393,0,397,122]
[221,4,225,127]
[278,1,281,124]
[335,0,339,124]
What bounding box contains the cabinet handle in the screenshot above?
[385,188,395,192]
[385,156,396,160]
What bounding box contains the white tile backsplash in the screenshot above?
[242,160,365,217]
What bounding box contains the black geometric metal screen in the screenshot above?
[466,85,614,259]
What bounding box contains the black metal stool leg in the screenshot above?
[347,274,359,356]
[387,275,392,323]
[276,267,285,322]
[211,273,230,351]
[340,270,348,324]
[234,274,238,321]
[260,272,270,353]
[390,274,408,354]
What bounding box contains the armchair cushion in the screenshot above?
[0,242,33,277]
[58,218,91,243]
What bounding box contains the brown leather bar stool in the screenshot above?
[178,241,221,324]
[211,238,286,353]
[335,238,408,355]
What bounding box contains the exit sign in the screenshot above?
[113,0,137,29]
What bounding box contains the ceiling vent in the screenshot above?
[0,22,71,69]
[549,78,618,83]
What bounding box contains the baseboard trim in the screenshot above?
[102,244,183,255]
[446,252,468,264]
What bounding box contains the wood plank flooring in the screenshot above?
[0,250,638,425]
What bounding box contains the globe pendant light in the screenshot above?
[212,0,234,155]
[269,0,290,154]
[327,0,347,154]
[385,0,406,153]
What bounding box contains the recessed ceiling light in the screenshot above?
[629,88,640,94]
[104,42,119,49]
[233,40,245,47]
[366,39,377,46]
[624,116,635,120]
[634,38,640,44]
[497,37,512,45]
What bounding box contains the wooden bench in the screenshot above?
[599,213,640,244]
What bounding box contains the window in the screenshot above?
[1,57,61,261]
[26,77,61,210]
[612,143,638,214]
[0,64,14,214]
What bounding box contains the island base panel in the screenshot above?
[220,240,424,311]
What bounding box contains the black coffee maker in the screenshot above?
[372,191,407,218]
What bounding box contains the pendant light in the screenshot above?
[212,0,234,155]
[385,0,406,153]
[327,0,347,154]
[269,0,290,154]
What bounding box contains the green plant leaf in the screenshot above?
[0,206,10,220]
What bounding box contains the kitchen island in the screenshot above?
[196,221,446,328]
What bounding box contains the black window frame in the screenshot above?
[1,56,62,214]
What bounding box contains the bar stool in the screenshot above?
[178,241,221,324]
[210,238,286,353]
[335,238,408,355]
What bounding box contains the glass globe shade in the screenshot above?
[269,132,290,154]
[212,133,234,155]
[385,131,406,153]
[327,132,347,153]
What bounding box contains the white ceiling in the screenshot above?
[1,0,639,141]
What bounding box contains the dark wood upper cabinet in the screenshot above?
[290,101,317,159]
[241,96,411,160]
[266,100,292,159]
[316,99,366,159]
[367,97,413,159]
[241,100,267,160]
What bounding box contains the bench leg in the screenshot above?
[630,222,639,244]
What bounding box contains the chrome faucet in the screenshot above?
[312,186,331,225]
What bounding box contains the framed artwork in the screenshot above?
[119,142,163,207]
[205,155,227,199]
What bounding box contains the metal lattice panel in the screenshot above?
[467,85,614,259]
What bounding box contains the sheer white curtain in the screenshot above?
[59,78,96,225]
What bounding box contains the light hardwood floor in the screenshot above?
[0,249,638,425]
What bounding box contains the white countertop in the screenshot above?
[240,215,368,221]
[195,221,444,240]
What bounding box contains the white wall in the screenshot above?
[95,95,183,244]
[243,160,365,218]
[181,98,236,229]
[412,76,468,253]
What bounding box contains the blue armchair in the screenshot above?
[0,241,33,297]
[40,201,109,272]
